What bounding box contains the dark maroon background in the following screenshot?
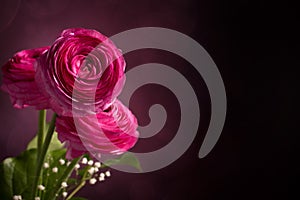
[0,0,297,199]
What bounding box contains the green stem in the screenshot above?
[32,113,57,199]
[41,157,50,200]
[37,110,46,162]
[66,181,86,200]
[66,164,89,200]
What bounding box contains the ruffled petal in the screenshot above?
[1,47,51,109]
[56,99,139,159]
[35,28,125,116]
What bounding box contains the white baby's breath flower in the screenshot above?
[89,178,97,185]
[13,195,22,200]
[88,160,94,166]
[52,167,58,173]
[75,163,80,169]
[59,159,65,165]
[94,167,99,172]
[37,185,45,191]
[81,157,88,164]
[43,162,49,169]
[99,176,105,181]
[94,162,101,168]
[61,181,68,188]
[105,171,111,177]
[62,192,68,197]
[88,167,95,175]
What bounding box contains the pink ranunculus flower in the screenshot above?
[1,47,50,109]
[56,99,139,159]
[35,28,126,116]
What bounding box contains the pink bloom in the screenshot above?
[56,99,139,159]
[1,47,50,109]
[35,28,125,116]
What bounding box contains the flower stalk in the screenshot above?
[37,110,46,162]
[32,113,57,199]
[66,180,86,200]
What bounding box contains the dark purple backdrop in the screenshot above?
[0,0,297,199]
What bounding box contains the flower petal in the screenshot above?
[56,99,139,159]
[1,47,51,109]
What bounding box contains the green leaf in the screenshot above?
[0,157,16,199]
[15,149,37,199]
[0,149,37,200]
[48,148,67,161]
[103,152,142,172]
[27,124,64,152]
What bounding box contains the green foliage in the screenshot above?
[1,122,142,199]
[0,157,16,199]
[27,126,64,152]
[0,149,37,199]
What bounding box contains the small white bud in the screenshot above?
[105,171,111,177]
[35,197,40,200]
[43,162,49,169]
[37,185,45,191]
[75,163,80,169]
[61,182,68,188]
[94,162,101,168]
[13,195,21,200]
[62,192,68,197]
[67,161,71,166]
[99,176,105,181]
[94,167,99,172]
[59,159,65,165]
[87,160,94,166]
[88,167,95,175]
[81,157,88,164]
[89,178,97,185]
[100,172,105,178]
[52,167,58,173]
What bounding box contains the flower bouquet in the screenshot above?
[0,28,140,200]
